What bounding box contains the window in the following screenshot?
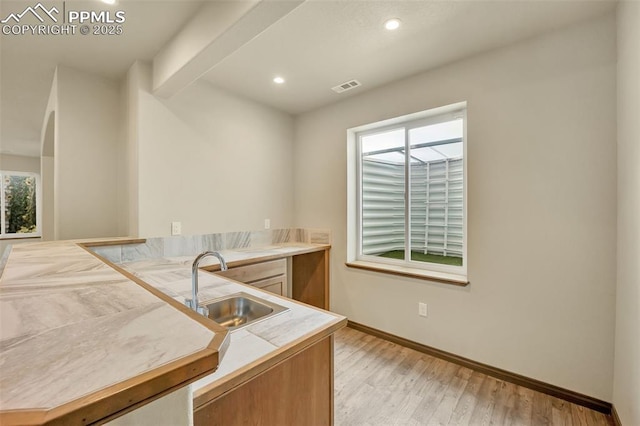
[347,103,467,283]
[1,171,41,239]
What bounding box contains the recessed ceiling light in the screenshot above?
[101,0,117,4]
[384,18,401,31]
[273,76,285,84]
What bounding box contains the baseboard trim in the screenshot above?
[611,404,623,426]
[347,320,612,415]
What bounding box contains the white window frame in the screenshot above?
[347,102,468,284]
[0,170,42,240]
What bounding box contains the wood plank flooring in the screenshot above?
[334,327,612,426]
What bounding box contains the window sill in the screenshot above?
[0,235,41,241]
[345,261,469,286]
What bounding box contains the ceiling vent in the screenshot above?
[331,79,362,94]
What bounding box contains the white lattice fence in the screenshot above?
[362,158,463,258]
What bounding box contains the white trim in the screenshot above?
[404,126,410,261]
[0,173,4,237]
[349,102,466,134]
[347,129,358,262]
[461,108,468,277]
[347,102,468,280]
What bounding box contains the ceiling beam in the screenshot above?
[152,0,304,98]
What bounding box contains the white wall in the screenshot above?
[55,66,123,240]
[613,2,640,424]
[0,154,40,173]
[294,15,617,400]
[128,62,294,237]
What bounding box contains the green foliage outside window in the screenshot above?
[3,174,37,234]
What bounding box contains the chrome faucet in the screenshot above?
[185,251,228,316]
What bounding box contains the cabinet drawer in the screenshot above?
[219,259,286,284]
[253,276,284,296]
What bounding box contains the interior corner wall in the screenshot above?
[123,62,143,238]
[613,2,640,425]
[293,14,617,400]
[55,66,123,240]
[116,73,128,237]
[131,63,294,237]
[42,69,58,241]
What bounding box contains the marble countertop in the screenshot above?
[0,240,227,425]
[115,243,332,304]
[115,243,346,404]
[0,236,344,424]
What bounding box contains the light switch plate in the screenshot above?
[264,219,271,230]
[171,221,181,236]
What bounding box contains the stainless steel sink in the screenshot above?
[203,292,288,330]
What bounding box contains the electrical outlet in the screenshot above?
[171,221,181,236]
[418,302,428,317]
[264,218,271,230]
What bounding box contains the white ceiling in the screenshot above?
[0,0,616,158]
[1,0,206,157]
[202,0,616,114]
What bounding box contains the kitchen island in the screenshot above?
[0,231,345,425]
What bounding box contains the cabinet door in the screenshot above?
[194,336,333,426]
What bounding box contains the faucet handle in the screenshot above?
[197,305,209,317]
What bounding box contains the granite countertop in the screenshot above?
[0,240,228,425]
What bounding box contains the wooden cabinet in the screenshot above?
[252,275,285,295]
[211,248,331,310]
[195,248,338,425]
[217,259,287,296]
[194,336,334,426]
[293,250,329,310]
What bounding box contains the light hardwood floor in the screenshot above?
[334,327,612,426]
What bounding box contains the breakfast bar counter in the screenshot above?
[0,231,345,425]
[0,239,228,425]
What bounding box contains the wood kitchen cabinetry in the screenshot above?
[217,258,287,296]
[194,247,338,426]
[212,248,331,310]
[292,250,329,310]
[193,336,334,426]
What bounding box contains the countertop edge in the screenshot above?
[0,347,220,426]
